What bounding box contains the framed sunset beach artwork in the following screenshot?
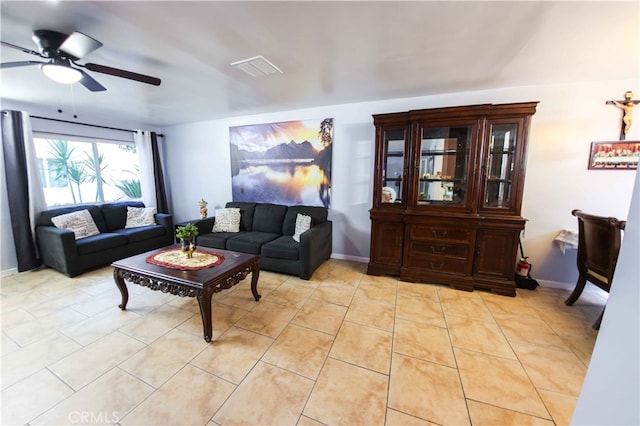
[229,118,333,207]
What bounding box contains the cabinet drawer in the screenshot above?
[409,225,472,243]
[406,253,469,274]
[410,241,469,260]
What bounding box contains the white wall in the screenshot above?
[163,79,638,282]
[571,166,639,425]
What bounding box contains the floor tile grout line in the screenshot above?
[30,363,127,425]
[110,365,165,424]
[384,279,399,426]
[182,361,243,425]
[26,366,78,424]
[489,292,568,423]
[519,290,597,368]
[293,278,352,426]
[188,312,284,425]
[209,272,319,422]
[436,287,474,425]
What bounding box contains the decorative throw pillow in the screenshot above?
[125,207,157,228]
[51,209,100,240]
[212,208,241,233]
[293,213,311,242]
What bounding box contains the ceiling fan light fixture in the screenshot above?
[41,62,82,84]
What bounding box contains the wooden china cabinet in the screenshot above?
[367,102,538,296]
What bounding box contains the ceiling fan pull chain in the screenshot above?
[56,84,63,114]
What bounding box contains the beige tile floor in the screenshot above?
[0,259,605,425]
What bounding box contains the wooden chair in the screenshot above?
[565,209,626,329]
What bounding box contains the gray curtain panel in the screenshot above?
[150,131,169,214]
[1,110,41,271]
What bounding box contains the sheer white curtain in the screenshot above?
[134,130,157,208]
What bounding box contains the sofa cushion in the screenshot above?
[212,208,241,232]
[101,201,145,231]
[197,231,244,250]
[261,236,300,261]
[113,225,166,243]
[51,209,101,240]
[226,202,257,231]
[293,213,311,242]
[38,205,107,232]
[282,205,328,235]
[76,233,127,255]
[125,207,157,228]
[226,232,279,254]
[252,203,287,234]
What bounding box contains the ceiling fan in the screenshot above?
[0,29,161,92]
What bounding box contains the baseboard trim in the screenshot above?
[536,278,573,289]
[1,268,18,278]
[330,253,368,264]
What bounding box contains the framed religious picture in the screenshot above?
[588,141,640,170]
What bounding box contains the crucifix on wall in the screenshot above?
[606,91,640,140]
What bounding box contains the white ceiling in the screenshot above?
[1,1,638,128]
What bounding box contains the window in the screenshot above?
[34,135,141,207]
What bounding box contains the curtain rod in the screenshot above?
[30,115,164,137]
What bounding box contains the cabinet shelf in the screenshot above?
[486,178,512,183]
[421,150,466,156]
[419,178,464,182]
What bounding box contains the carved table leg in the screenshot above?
[113,268,129,310]
[251,262,262,301]
[197,288,214,343]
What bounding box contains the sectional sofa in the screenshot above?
[192,202,332,279]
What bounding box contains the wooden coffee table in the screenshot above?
[112,246,261,342]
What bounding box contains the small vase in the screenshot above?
[181,237,196,259]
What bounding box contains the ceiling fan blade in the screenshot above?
[79,69,106,92]
[59,32,103,60]
[1,40,42,57]
[84,63,161,86]
[1,60,44,69]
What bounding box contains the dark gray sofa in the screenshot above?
[193,202,332,280]
[35,201,173,277]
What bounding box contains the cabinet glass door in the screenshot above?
[484,123,518,209]
[417,126,471,206]
[381,129,406,204]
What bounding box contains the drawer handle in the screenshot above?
[429,261,444,270]
[432,230,448,238]
[430,245,446,254]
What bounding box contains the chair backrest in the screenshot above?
[572,209,626,292]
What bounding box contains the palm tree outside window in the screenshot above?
[33,136,142,207]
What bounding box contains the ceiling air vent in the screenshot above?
[231,55,282,77]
